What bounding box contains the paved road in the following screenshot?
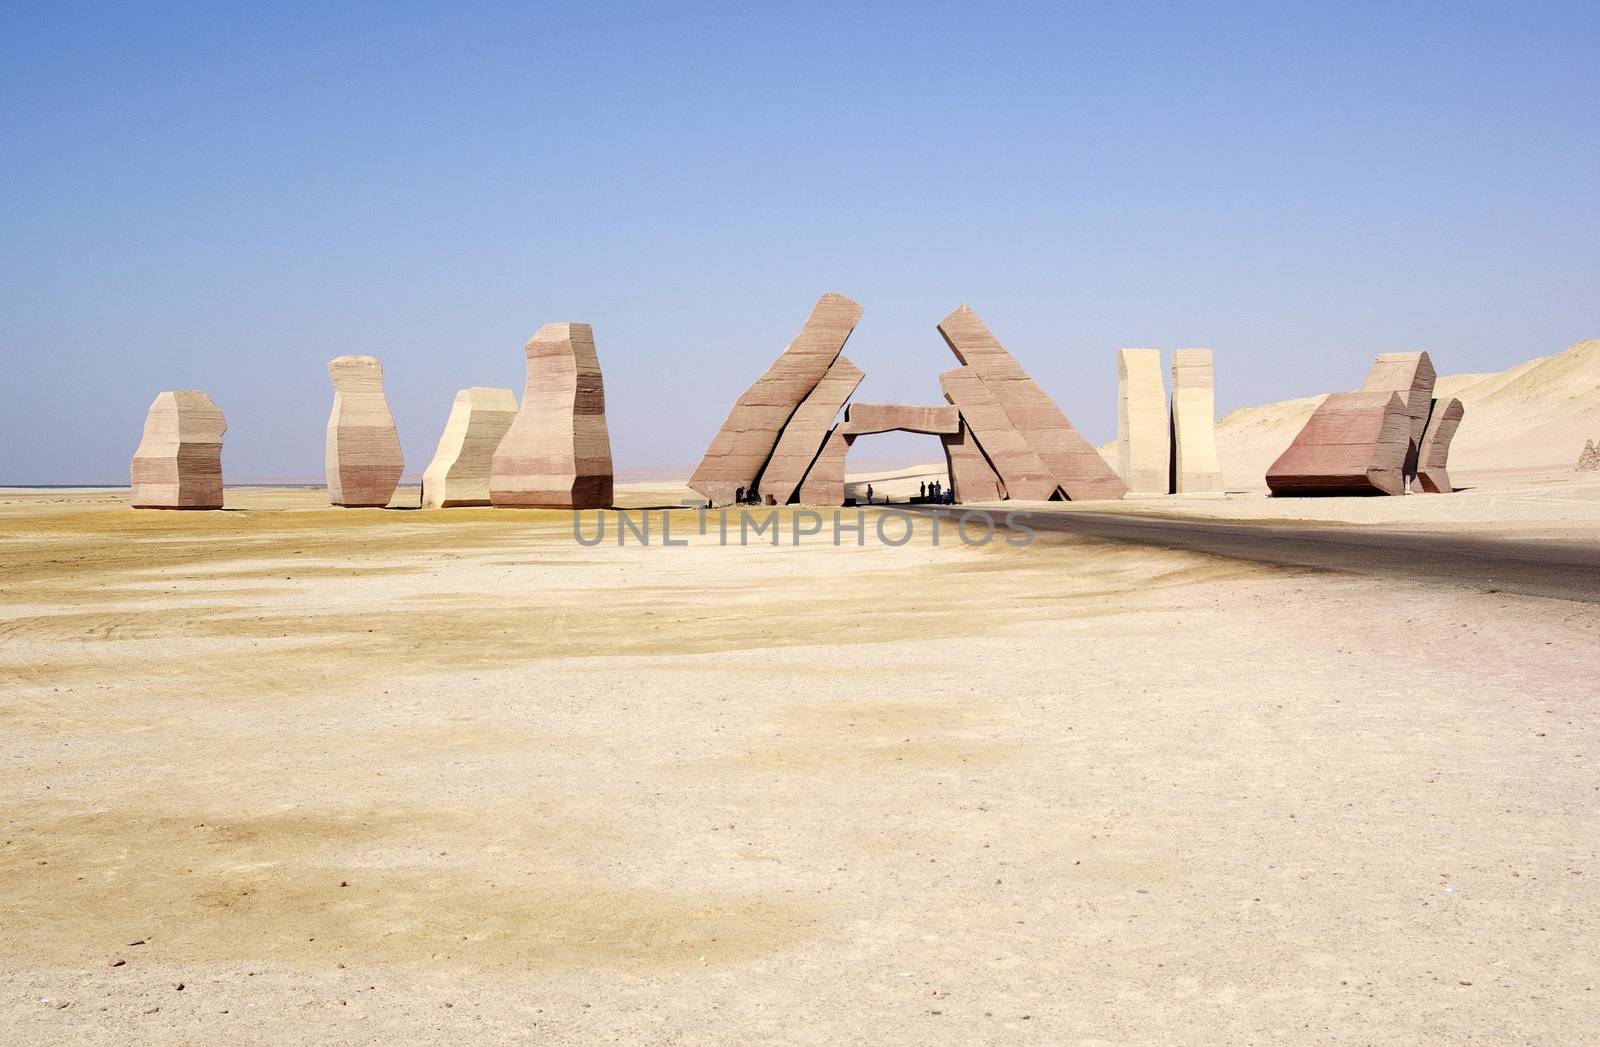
[942,508,1600,604]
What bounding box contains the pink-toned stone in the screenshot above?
[756,355,864,505]
[938,367,1058,500]
[491,322,613,509]
[325,355,403,508]
[937,305,1127,501]
[840,403,959,437]
[1266,391,1412,497]
[1360,351,1436,476]
[689,293,864,504]
[797,425,850,506]
[1413,397,1465,494]
[130,390,226,509]
[942,421,1004,503]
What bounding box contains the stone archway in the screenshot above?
[796,403,1003,505]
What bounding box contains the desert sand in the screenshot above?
[2,482,1597,1045]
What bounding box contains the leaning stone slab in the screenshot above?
[1413,397,1464,494]
[1115,348,1169,495]
[491,323,614,509]
[757,355,864,505]
[690,293,864,504]
[942,421,1004,503]
[1171,348,1224,494]
[1361,351,1436,477]
[939,367,1058,500]
[797,425,851,506]
[937,305,1127,501]
[326,355,404,507]
[421,387,518,508]
[1266,391,1411,496]
[130,390,226,509]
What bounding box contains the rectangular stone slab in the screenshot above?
[689,292,863,504]
[756,355,863,505]
[1170,348,1224,494]
[326,355,404,508]
[1266,390,1411,496]
[937,305,1127,500]
[840,403,959,436]
[1115,347,1169,495]
[1361,351,1436,476]
[942,421,1004,502]
[796,425,850,506]
[1413,397,1464,494]
[421,386,519,508]
[939,367,1058,501]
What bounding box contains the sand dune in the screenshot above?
[1215,339,1600,491]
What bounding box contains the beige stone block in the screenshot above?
[1115,348,1169,495]
[938,367,1058,501]
[1266,391,1411,496]
[942,421,1004,503]
[130,390,226,509]
[757,356,863,505]
[420,387,518,508]
[491,323,613,510]
[326,355,404,508]
[1413,397,1464,494]
[1170,348,1223,494]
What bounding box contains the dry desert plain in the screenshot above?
[2,460,1599,1046]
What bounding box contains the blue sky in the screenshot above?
[3,1,1597,482]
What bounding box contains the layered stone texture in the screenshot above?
[421,386,518,508]
[1170,348,1224,494]
[689,293,864,504]
[938,367,1058,500]
[1266,391,1411,497]
[942,421,1004,503]
[130,390,226,509]
[1413,397,1465,494]
[756,355,864,505]
[937,305,1127,500]
[1115,348,1169,495]
[840,403,959,437]
[1361,351,1436,478]
[491,323,613,509]
[796,426,850,506]
[326,355,404,507]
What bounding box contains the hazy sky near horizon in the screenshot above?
[3,1,1597,482]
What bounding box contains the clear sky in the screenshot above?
[3,1,1597,483]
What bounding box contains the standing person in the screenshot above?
[920,481,927,499]
[866,483,874,505]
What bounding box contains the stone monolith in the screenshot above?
[421,386,518,508]
[797,426,851,506]
[491,323,613,509]
[937,305,1127,500]
[1413,397,1464,494]
[938,367,1058,500]
[326,355,404,507]
[942,422,1004,503]
[130,390,226,509]
[1361,351,1436,477]
[1115,348,1169,495]
[1170,348,1223,494]
[756,355,864,505]
[1265,391,1411,497]
[690,293,864,504]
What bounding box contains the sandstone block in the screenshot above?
[421,387,518,508]
[690,293,864,504]
[1413,397,1464,494]
[942,421,1004,503]
[937,305,1127,500]
[756,356,864,505]
[938,367,1058,500]
[130,390,226,509]
[1266,391,1411,496]
[1114,348,1169,495]
[840,403,959,436]
[1170,348,1223,494]
[797,425,850,506]
[326,355,404,507]
[1361,351,1436,477]
[491,323,613,509]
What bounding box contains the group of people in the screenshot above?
[919,480,955,504]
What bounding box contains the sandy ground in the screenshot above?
[2,486,1598,1045]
